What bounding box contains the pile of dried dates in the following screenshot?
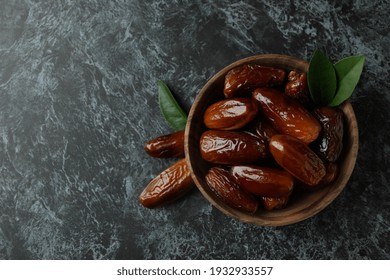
[140,63,344,214]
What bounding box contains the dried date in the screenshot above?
[224,64,286,98]
[269,134,326,186]
[206,167,258,213]
[253,87,321,144]
[285,71,309,104]
[230,165,294,197]
[200,130,267,165]
[296,162,339,189]
[139,158,194,208]
[203,98,258,130]
[144,130,185,158]
[312,106,344,162]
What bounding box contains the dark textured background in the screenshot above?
[0,0,389,259]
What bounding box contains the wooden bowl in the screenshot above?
[184,54,359,226]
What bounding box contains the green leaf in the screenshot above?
[307,49,338,106]
[329,55,365,106]
[158,80,187,131]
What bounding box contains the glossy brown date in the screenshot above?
[296,162,339,189]
[144,130,185,158]
[204,98,258,130]
[312,107,344,162]
[206,167,259,213]
[230,165,294,197]
[269,134,326,186]
[285,71,309,103]
[253,87,321,144]
[224,64,286,98]
[261,196,290,210]
[139,158,194,208]
[200,130,267,165]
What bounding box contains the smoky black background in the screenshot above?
[0,0,389,259]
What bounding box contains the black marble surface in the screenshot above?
[0,0,389,260]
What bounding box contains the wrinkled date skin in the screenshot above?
[269,134,326,186]
[144,130,185,158]
[139,158,194,208]
[312,107,344,162]
[200,130,267,165]
[297,162,339,189]
[230,165,294,197]
[253,87,321,144]
[224,64,286,98]
[204,98,258,130]
[206,167,259,213]
[261,196,290,210]
[285,71,309,103]
[252,117,278,143]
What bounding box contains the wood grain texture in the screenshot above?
[185,54,359,226]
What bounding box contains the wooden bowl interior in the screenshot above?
[185,54,358,226]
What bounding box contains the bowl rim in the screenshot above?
[184,54,359,226]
